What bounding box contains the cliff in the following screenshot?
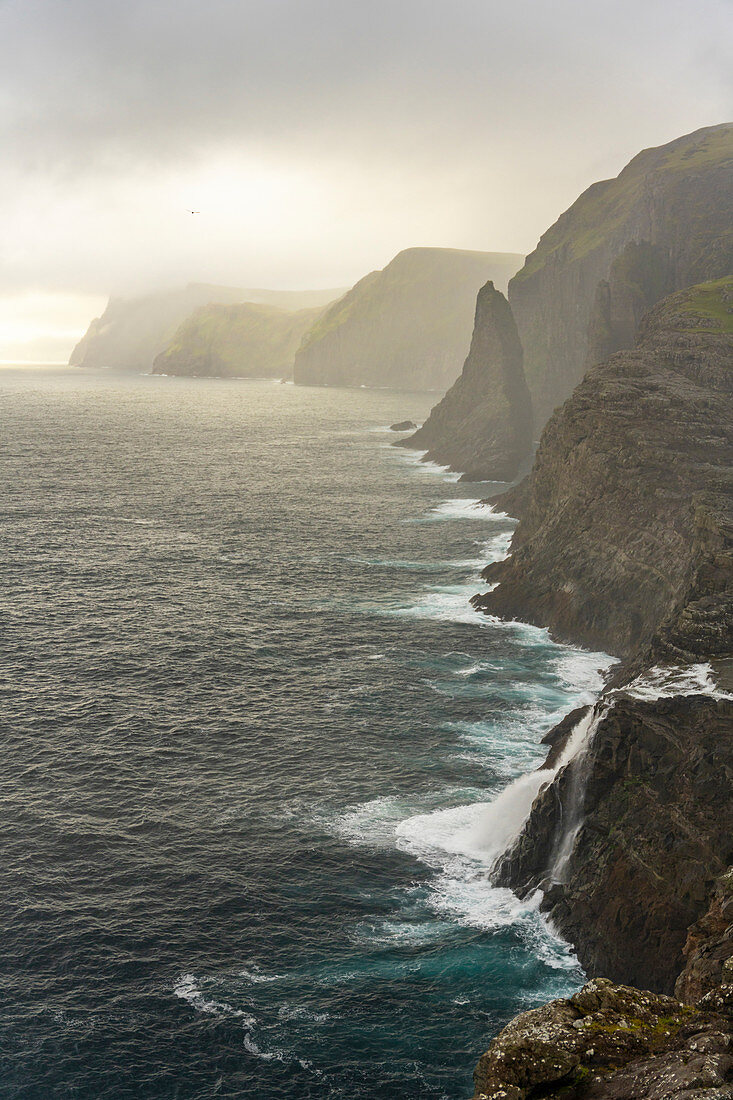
[476,278,733,660]
[493,694,733,993]
[509,122,733,428]
[469,280,733,1095]
[292,247,523,392]
[152,302,325,378]
[70,283,344,373]
[398,282,533,482]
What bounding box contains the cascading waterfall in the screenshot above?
[545,705,609,884]
[483,661,732,887]
[470,705,604,873]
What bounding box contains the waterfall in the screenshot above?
[470,706,604,873]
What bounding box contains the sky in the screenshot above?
[1,0,731,360]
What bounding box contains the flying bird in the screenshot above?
[186,209,200,214]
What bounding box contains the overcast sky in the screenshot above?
[1,0,731,358]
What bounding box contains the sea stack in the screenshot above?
[400,282,533,482]
[292,247,523,392]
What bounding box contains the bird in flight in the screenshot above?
[187,209,200,214]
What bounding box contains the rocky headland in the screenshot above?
[508,122,733,430]
[468,278,733,1096]
[292,247,523,392]
[476,279,733,661]
[152,301,325,378]
[398,281,533,482]
[70,283,345,373]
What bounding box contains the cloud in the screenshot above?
[0,0,730,306]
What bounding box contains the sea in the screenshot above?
[0,367,613,1099]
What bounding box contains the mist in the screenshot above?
[1,0,731,357]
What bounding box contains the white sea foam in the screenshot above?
[621,662,732,701]
[174,973,257,1028]
[424,498,508,521]
[335,795,420,848]
[238,966,284,984]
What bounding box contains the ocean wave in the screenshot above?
[621,662,732,701]
[173,973,257,1028]
[422,498,509,521]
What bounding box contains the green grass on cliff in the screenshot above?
[513,124,733,283]
[679,277,733,334]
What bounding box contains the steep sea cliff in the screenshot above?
[467,280,732,1097]
[508,122,732,429]
[293,248,523,392]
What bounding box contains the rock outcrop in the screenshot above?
[398,282,533,482]
[292,248,523,392]
[152,302,325,378]
[493,694,733,994]
[508,122,733,429]
[476,278,733,660]
[473,977,732,1099]
[70,283,344,373]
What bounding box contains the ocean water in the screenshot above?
[0,368,613,1099]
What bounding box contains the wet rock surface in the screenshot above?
[495,695,733,994]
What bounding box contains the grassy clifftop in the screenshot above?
[515,124,733,283]
[152,301,327,378]
[508,122,733,428]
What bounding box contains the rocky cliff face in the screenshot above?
[509,122,733,429]
[494,694,733,994]
[470,280,733,1095]
[398,282,533,481]
[152,302,324,378]
[292,248,523,392]
[476,279,733,660]
[70,284,344,373]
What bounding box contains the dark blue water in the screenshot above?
[0,368,611,1099]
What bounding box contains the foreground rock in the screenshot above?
[389,420,417,431]
[477,278,733,659]
[292,247,523,392]
[70,283,344,373]
[152,301,325,378]
[398,282,533,482]
[508,122,733,429]
[473,977,732,1099]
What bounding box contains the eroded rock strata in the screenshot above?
[508,122,733,429]
[476,279,733,660]
[470,279,733,1096]
[398,282,533,482]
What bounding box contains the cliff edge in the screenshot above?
[469,279,732,1096]
[509,122,733,429]
[476,278,733,660]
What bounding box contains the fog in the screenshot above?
[1,0,730,358]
